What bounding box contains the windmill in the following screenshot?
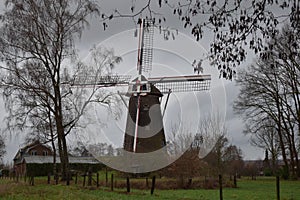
[70,18,211,154]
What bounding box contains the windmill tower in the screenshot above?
[123,75,166,153]
[69,18,211,154]
[123,19,165,153]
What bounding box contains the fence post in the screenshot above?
[96,173,99,187]
[106,167,108,186]
[75,173,78,185]
[111,174,114,191]
[276,176,280,200]
[219,174,223,200]
[55,173,59,185]
[233,175,237,188]
[146,177,149,188]
[66,172,70,186]
[88,171,92,186]
[187,178,192,188]
[30,176,34,186]
[126,177,130,193]
[83,174,86,187]
[151,176,156,195]
[47,173,51,184]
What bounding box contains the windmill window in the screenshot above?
[143,104,149,111]
[31,150,37,156]
[132,85,137,92]
[142,84,147,91]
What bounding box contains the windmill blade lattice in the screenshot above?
[148,75,211,93]
[139,19,154,73]
[70,75,132,87]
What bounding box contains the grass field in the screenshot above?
[0,177,299,200]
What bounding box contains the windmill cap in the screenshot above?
[149,84,163,97]
[127,75,163,97]
[131,75,148,82]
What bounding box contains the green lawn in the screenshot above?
[0,177,299,200]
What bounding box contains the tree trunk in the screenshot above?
[57,119,69,181]
[271,152,277,175]
[277,127,289,178]
[49,111,57,178]
[219,174,223,200]
[54,81,69,181]
[276,96,289,178]
[281,108,297,177]
[52,141,57,181]
[291,139,300,178]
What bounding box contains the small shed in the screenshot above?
[13,141,53,176]
[23,156,102,176]
[13,141,103,176]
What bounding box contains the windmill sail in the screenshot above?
[148,75,211,93]
[64,18,212,158]
[69,75,132,87]
[138,19,154,73]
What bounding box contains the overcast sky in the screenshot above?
[0,1,263,164]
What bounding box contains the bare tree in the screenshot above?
[203,135,244,178]
[0,135,6,163]
[165,112,227,183]
[223,144,244,177]
[167,121,194,156]
[203,135,228,176]
[248,119,280,174]
[0,0,122,180]
[197,112,227,159]
[165,125,203,187]
[234,24,300,178]
[69,141,93,157]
